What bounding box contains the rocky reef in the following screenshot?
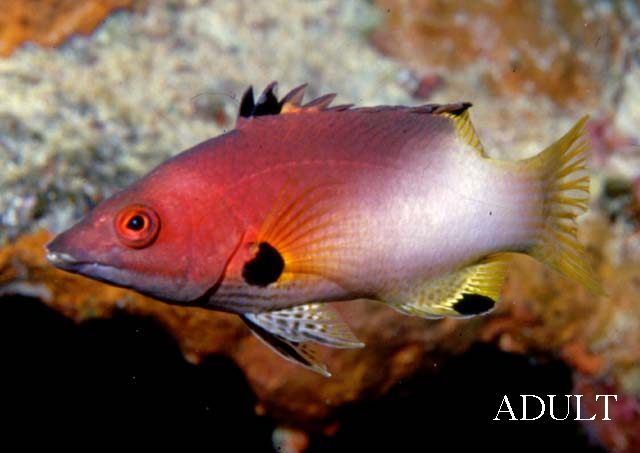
[0,0,136,56]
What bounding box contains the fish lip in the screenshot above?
[46,249,121,283]
[45,244,141,292]
[45,237,103,271]
[46,250,81,267]
[45,248,108,275]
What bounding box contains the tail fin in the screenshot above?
[527,116,603,294]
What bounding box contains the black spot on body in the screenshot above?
[242,242,285,287]
[452,293,495,315]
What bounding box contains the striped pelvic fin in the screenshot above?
[242,315,331,377]
[244,303,364,348]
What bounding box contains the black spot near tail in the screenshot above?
[242,242,285,287]
[452,293,495,316]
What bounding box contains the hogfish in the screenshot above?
[46,83,601,375]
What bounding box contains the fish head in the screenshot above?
[46,163,244,304]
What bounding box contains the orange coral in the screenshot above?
[0,0,136,57]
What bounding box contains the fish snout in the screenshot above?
[45,233,85,271]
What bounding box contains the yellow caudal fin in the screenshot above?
[527,116,603,294]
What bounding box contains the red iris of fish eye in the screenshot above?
[115,206,160,248]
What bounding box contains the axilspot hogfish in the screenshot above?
[47,82,601,376]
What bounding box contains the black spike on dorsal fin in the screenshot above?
[238,86,255,118]
[253,81,282,117]
[236,83,351,126]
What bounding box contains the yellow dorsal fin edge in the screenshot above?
[440,109,488,157]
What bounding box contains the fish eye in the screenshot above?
[126,215,145,231]
[115,205,160,249]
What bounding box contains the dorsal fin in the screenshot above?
[238,86,256,118]
[236,84,484,157]
[252,81,280,116]
[302,93,336,110]
[236,82,344,126]
[280,84,307,113]
[238,82,282,120]
[431,103,487,157]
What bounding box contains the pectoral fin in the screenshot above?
[253,175,364,288]
[382,254,510,318]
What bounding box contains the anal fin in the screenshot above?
[383,254,510,318]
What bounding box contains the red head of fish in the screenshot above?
[46,133,245,304]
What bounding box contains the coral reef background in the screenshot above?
[1,0,639,451]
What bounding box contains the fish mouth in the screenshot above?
[45,240,210,304]
[46,247,141,294]
[46,248,116,278]
[45,235,112,275]
[46,250,81,269]
[46,240,116,277]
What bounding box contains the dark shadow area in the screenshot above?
[310,343,606,453]
[0,295,275,449]
[0,295,606,451]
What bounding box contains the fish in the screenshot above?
[46,82,602,376]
